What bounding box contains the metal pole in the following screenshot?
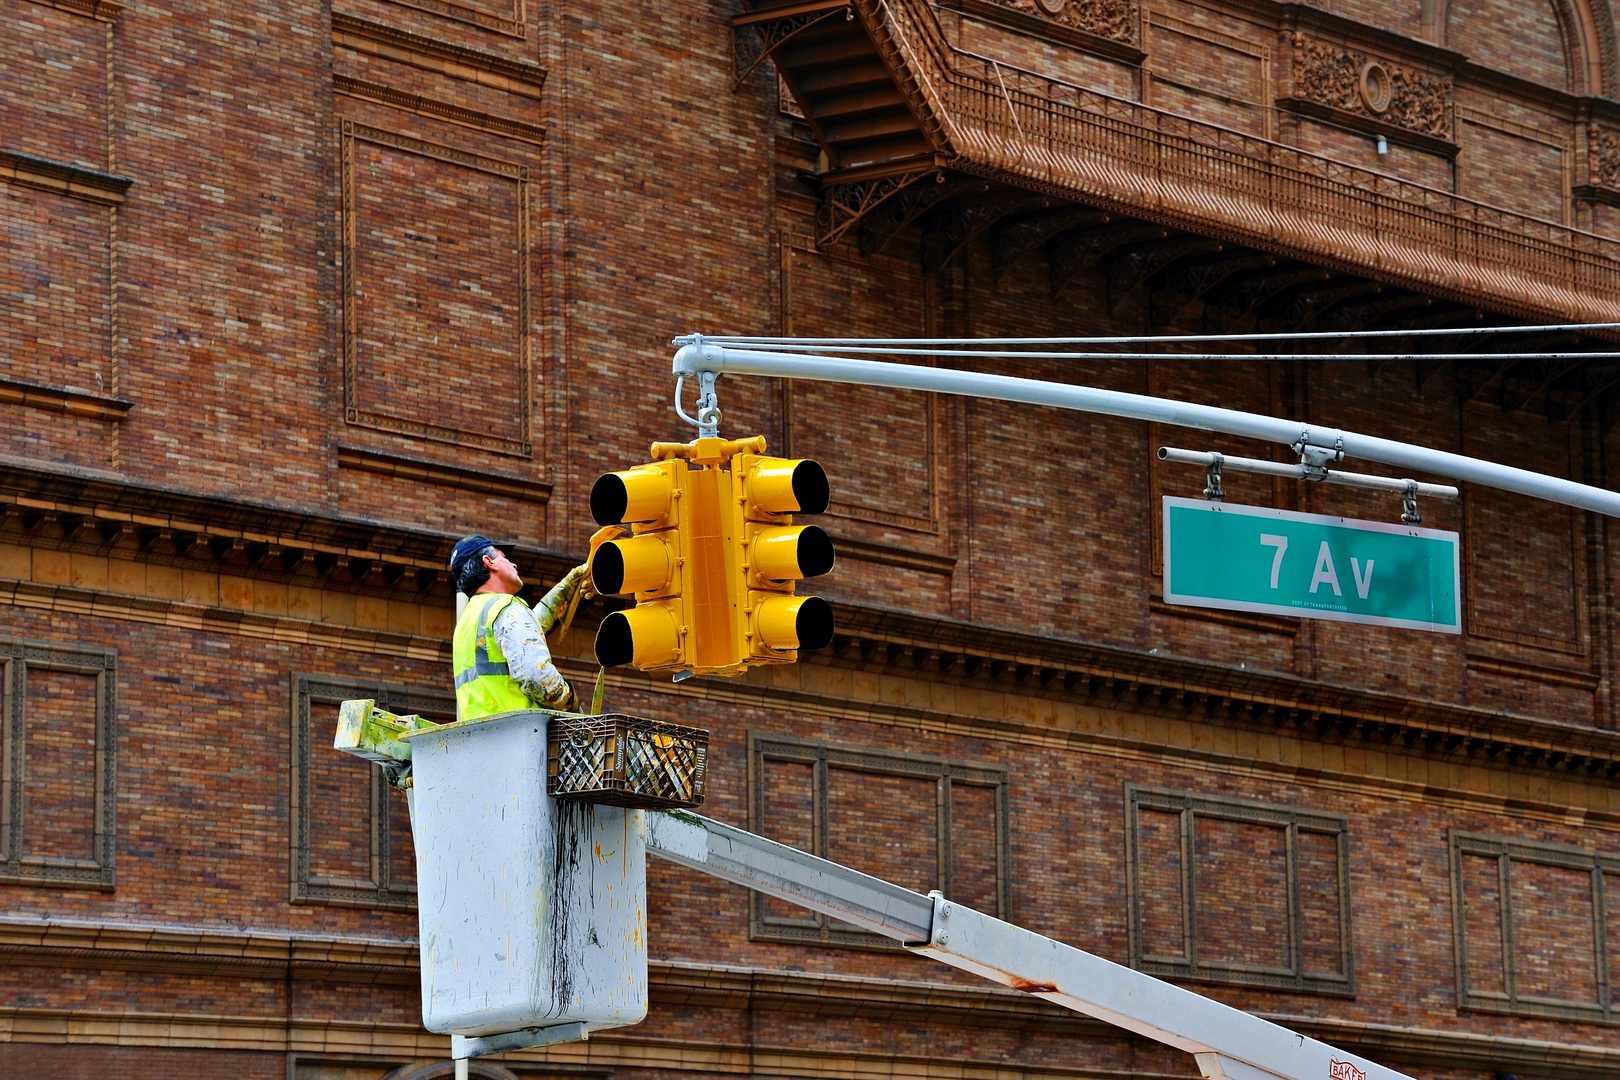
[1157,448,1459,499]
[671,343,1620,519]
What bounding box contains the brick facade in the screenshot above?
[5,0,1620,1077]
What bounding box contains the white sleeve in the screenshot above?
[491,601,576,710]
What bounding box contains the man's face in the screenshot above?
[482,549,524,594]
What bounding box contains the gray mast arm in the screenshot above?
[671,340,1620,520]
[645,811,1410,1080]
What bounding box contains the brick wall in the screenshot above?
[5,0,1620,1076]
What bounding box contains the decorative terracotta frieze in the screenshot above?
[1588,123,1620,190]
[1288,33,1453,142]
[979,0,1139,48]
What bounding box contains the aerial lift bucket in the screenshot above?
[400,710,649,1052]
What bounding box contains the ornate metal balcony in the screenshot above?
[751,0,1620,325]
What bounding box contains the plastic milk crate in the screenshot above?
[547,714,709,809]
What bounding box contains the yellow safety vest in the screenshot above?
[452,592,534,721]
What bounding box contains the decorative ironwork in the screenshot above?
[990,207,1108,283]
[732,1,852,91]
[920,193,1042,270]
[816,169,934,247]
[1147,250,1276,327]
[1103,236,1221,311]
[1050,221,1165,297]
[858,174,979,255]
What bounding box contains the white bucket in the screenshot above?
[403,710,648,1038]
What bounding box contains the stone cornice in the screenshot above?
[0,919,1616,1076]
[0,376,131,421]
[0,454,574,598]
[2,455,1618,777]
[826,604,1620,777]
[0,149,133,206]
[331,11,547,98]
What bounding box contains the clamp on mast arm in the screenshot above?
[645,810,1410,1080]
[671,337,1620,520]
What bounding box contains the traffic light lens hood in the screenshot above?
[590,474,630,526]
[592,543,628,595]
[745,459,829,516]
[596,611,635,667]
[790,461,830,515]
[591,467,674,526]
[794,596,835,651]
[796,525,835,578]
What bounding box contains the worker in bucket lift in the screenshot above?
[448,534,591,720]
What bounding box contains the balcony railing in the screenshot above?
[860,0,1620,322]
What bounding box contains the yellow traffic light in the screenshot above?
[589,459,687,672]
[733,452,835,661]
[587,437,835,678]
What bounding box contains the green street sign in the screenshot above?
[1163,497,1461,634]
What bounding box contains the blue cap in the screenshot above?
[448,534,513,577]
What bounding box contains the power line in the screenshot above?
[696,321,1620,348]
[683,346,1620,363]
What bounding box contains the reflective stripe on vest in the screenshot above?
[451,592,533,721]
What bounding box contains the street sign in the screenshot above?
[1163,497,1461,633]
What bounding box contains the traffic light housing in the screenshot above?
[732,453,835,659]
[588,460,685,671]
[587,437,835,678]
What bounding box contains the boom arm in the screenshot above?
[645,810,1407,1080]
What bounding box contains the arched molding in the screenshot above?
[1550,0,1606,95]
[381,1062,522,1080]
[1576,0,1620,97]
[1444,0,1615,95]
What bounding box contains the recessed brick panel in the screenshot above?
[1298,830,1344,977]
[759,756,816,924]
[827,767,938,894]
[1459,119,1567,224]
[1147,19,1268,137]
[0,184,111,392]
[387,785,415,891]
[305,700,375,884]
[22,668,97,861]
[1511,860,1598,1004]
[1194,816,1290,970]
[949,781,1000,914]
[0,1,108,169]
[1130,787,1350,993]
[1135,807,1187,959]
[1461,852,1507,996]
[343,124,530,455]
[750,735,1008,945]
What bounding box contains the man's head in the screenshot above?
[449,534,523,597]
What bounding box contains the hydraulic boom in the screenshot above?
[646,810,1409,1080]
